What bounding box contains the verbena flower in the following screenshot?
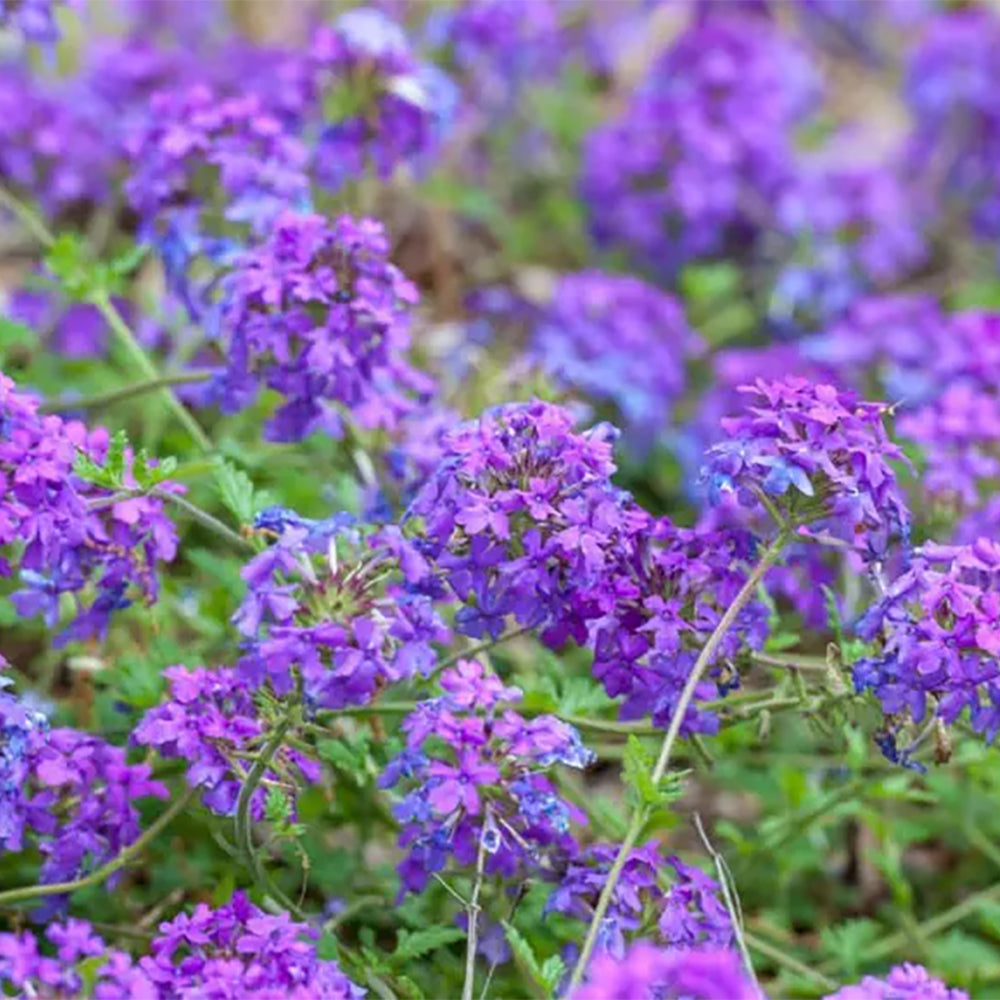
[1,370,179,644]
[405,400,639,647]
[704,378,910,558]
[2,721,166,889]
[0,670,48,854]
[769,163,927,331]
[854,538,1000,756]
[823,963,968,1000]
[0,0,73,46]
[133,665,319,816]
[0,919,153,998]
[212,209,432,443]
[905,8,1000,240]
[570,943,757,1000]
[587,518,769,732]
[140,892,364,998]
[233,509,450,712]
[547,844,733,959]
[530,271,701,451]
[382,659,592,894]
[581,11,816,275]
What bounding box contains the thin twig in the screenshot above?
[462,818,490,1000]
[39,370,216,414]
[153,487,255,554]
[0,786,197,907]
[744,930,838,990]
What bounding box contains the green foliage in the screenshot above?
[74,429,177,490]
[503,922,566,999]
[44,233,148,302]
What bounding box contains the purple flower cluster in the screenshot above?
[581,11,816,275]
[905,8,1000,239]
[770,164,927,329]
[530,271,701,450]
[3,723,166,887]
[0,919,153,999]
[548,844,733,959]
[0,670,48,853]
[854,538,1000,754]
[0,895,364,999]
[214,209,432,442]
[134,665,320,816]
[124,82,309,236]
[382,659,591,894]
[0,64,111,217]
[705,378,910,557]
[824,963,968,1000]
[587,517,769,732]
[234,509,450,711]
[0,0,72,46]
[570,943,757,1000]
[406,400,638,646]
[0,370,179,644]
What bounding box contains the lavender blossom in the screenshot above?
[824,963,967,1000]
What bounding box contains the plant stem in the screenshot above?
[40,370,215,415]
[564,530,790,996]
[153,487,255,554]
[233,712,305,918]
[0,786,197,907]
[0,182,212,453]
[462,820,489,1000]
[743,930,837,991]
[433,623,536,677]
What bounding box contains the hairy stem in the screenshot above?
[0,786,197,908]
[40,370,216,415]
[564,530,790,995]
[463,820,489,1000]
[153,487,256,554]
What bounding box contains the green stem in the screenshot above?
[40,370,215,415]
[433,624,536,677]
[0,182,212,453]
[564,530,790,996]
[743,930,837,991]
[234,712,305,918]
[0,786,197,907]
[153,487,255,555]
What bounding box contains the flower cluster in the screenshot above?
[213,209,432,442]
[4,724,166,887]
[0,919,153,999]
[234,508,450,711]
[581,11,816,275]
[770,164,927,330]
[406,400,638,647]
[825,963,968,1000]
[570,943,757,1000]
[0,0,72,46]
[587,517,769,732]
[905,8,1000,239]
[0,370,179,644]
[0,895,365,999]
[705,378,910,557]
[530,271,701,450]
[548,844,733,958]
[134,665,319,817]
[0,670,48,853]
[124,82,309,236]
[854,538,1000,759]
[382,659,592,893]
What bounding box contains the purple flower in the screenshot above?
[570,943,758,1000]
[530,271,702,451]
[824,963,967,1000]
[384,660,591,894]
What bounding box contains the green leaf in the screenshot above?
[819,919,881,978]
[0,316,36,358]
[503,922,564,997]
[392,926,465,961]
[45,232,105,301]
[105,429,128,482]
[623,735,660,807]
[109,242,149,280]
[215,460,259,526]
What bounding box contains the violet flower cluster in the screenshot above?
[0,894,365,999]
[0,369,179,644]
[233,508,450,712]
[2,714,166,889]
[0,0,72,46]
[547,843,733,959]
[824,963,968,1000]
[382,659,592,894]
[570,943,757,1000]
[530,271,701,450]
[705,377,910,558]
[213,209,432,443]
[854,538,1000,759]
[134,665,320,817]
[581,10,816,275]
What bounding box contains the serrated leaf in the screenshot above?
[392,926,465,961]
[503,921,545,985]
[819,919,881,978]
[623,735,660,807]
[215,460,257,525]
[105,429,128,482]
